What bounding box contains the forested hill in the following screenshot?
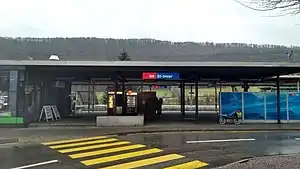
[0,37,299,62]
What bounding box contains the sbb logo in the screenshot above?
[142,72,157,80]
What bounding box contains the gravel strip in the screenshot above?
[214,154,300,169]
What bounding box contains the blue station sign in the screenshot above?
[156,72,180,80]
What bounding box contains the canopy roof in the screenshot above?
[1,60,300,81]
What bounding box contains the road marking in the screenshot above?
[164,160,209,169]
[69,144,146,159]
[295,138,300,140]
[186,138,256,144]
[81,148,162,166]
[42,136,108,145]
[100,154,184,169]
[10,160,59,169]
[42,137,210,168]
[229,131,269,133]
[49,138,118,149]
[58,141,131,153]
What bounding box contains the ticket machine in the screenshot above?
[107,91,138,116]
[126,90,138,115]
[107,91,122,116]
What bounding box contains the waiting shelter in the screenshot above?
[1,60,300,126]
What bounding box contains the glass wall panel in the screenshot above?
[0,70,18,118]
[243,92,265,120]
[0,71,10,117]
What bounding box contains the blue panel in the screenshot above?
[288,93,300,120]
[265,92,287,120]
[220,92,242,115]
[156,72,179,80]
[243,93,265,120]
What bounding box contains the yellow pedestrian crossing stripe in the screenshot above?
[69,144,146,159]
[49,138,118,149]
[164,160,209,169]
[42,136,209,169]
[82,148,162,166]
[101,154,184,169]
[58,141,130,153]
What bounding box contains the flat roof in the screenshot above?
[0,60,300,68]
[2,60,300,81]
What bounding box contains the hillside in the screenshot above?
[0,37,299,62]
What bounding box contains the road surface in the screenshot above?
[2,130,300,169]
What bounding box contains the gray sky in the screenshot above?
[0,0,299,45]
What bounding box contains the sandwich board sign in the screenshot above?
[51,105,61,120]
[39,105,54,122]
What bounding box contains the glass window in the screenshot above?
[0,71,10,116]
[0,70,18,117]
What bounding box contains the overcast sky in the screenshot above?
[0,0,299,45]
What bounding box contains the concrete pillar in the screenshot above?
[122,79,126,115]
[219,81,222,113]
[182,82,185,116]
[114,76,118,116]
[140,81,144,116]
[180,81,185,116]
[195,79,199,118]
[276,75,281,124]
[190,85,193,105]
[88,79,91,113]
[92,80,95,113]
[215,82,218,114]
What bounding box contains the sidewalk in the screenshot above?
[214,154,300,169]
[1,123,300,145]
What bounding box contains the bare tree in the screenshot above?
[234,0,300,15]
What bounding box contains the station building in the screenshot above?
[0,60,300,127]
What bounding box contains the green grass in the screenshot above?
[155,89,174,97]
[96,92,105,102]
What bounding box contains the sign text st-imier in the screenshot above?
[142,72,180,80]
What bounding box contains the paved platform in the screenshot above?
[29,111,217,127]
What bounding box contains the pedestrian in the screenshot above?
[158,98,163,116]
